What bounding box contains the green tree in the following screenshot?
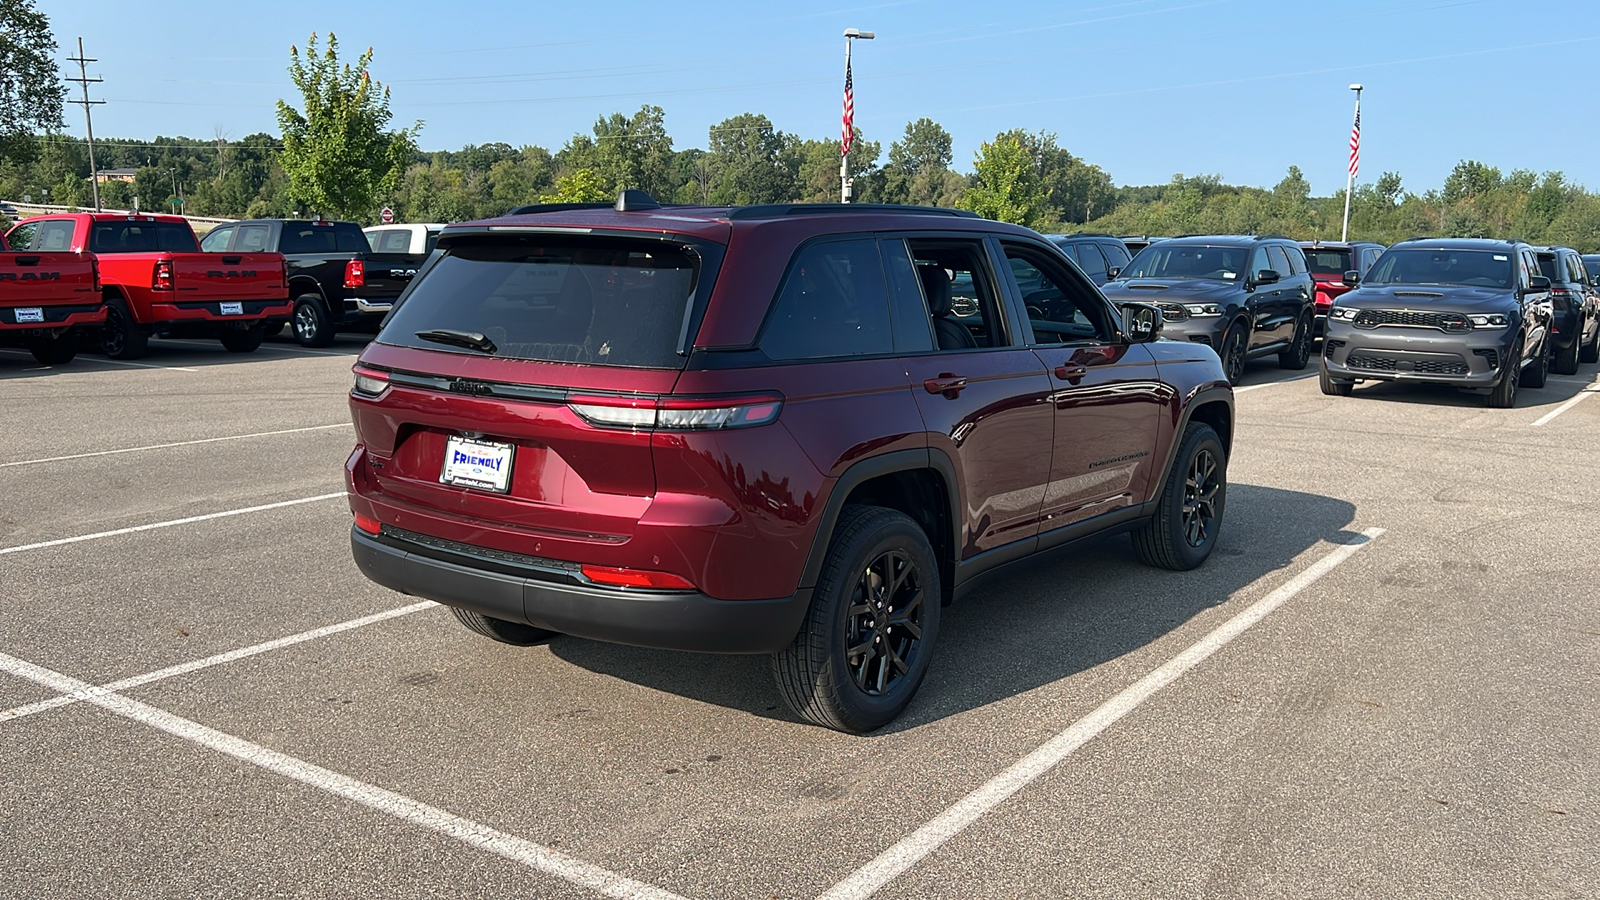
[275,32,421,221]
[0,0,66,163]
[705,113,799,205]
[960,134,1044,226]
[793,128,880,202]
[540,168,609,203]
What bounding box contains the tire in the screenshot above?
[219,325,264,354]
[1131,422,1227,571]
[449,607,557,646]
[292,295,335,347]
[261,321,285,339]
[1581,321,1599,365]
[1487,354,1519,408]
[28,331,80,365]
[1219,322,1248,385]
[1319,360,1354,396]
[1278,312,1313,370]
[773,506,942,734]
[99,297,148,360]
[1552,331,1581,376]
[1520,335,1549,388]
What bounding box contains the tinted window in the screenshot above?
[235,224,272,253]
[1303,248,1352,278]
[279,222,371,254]
[1282,244,1306,275]
[1002,243,1114,343]
[1362,248,1382,272]
[36,220,77,252]
[1564,253,1584,285]
[381,237,705,368]
[88,221,200,253]
[1249,247,1272,279]
[1366,248,1514,289]
[1122,243,1248,281]
[1100,241,1131,269]
[1266,246,1293,276]
[760,239,893,360]
[199,226,233,252]
[372,230,412,253]
[6,223,38,250]
[1536,252,1560,281]
[1075,243,1109,282]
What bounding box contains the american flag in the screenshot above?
[1348,106,1361,179]
[841,58,854,157]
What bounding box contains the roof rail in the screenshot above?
[725,203,978,221]
[1051,231,1118,239]
[505,201,616,216]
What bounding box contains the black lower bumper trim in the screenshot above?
[351,528,812,654]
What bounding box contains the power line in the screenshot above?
[65,37,106,212]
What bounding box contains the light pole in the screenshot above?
[840,28,874,203]
[1341,83,1362,242]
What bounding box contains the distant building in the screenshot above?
[94,168,139,184]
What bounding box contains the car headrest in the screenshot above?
[918,265,953,317]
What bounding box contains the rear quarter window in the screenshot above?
[759,239,894,360]
[380,237,708,368]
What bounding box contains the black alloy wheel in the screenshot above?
[1181,447,1222,549]
[1488,348,1519,408]
[844,548,927,697]
[99,298,148,360]
[1220,324,1248,384]
[1278,313,1313,370]
[1131,422,1227,570]
[1553,331,1582,375]
[1520,336,1549,388]
[1580,317,1599,364]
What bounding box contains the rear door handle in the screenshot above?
[1054,364,1088,383]
[923,374,968,396]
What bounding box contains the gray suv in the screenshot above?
[1101,235,1315,383]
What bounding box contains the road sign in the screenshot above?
[380,207,395,225]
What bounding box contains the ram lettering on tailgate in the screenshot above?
[0,271,64,281]
[206,269,259,279]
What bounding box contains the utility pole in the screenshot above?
[66,37,106,213]
[1341,83,1362,242]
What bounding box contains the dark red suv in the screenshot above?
[346,193,1234,732]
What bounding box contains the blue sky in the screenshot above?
[46,0,1600,196]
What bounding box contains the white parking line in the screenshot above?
[1233,372,1318,394]
[820,527,1386,900]
[0,423,351,469]
[0,348,198,373]
[0,493,345,557]
[1531,384,1600,427]
[0,650,689,900]
[0,601,433,725]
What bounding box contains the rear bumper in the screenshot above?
[0,303,105,330]
[145,298,295,323]
[1322,324,1515,386]
[351,527,812,654]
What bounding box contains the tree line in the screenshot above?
[3,2,1600,251]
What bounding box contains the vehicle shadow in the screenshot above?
[1342,371,1597,409]
[548,482,1359,732]
[0,334,369,377]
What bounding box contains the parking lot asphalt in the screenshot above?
[2,340,1596,899]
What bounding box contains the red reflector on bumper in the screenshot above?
[581,565,694,590]
[353,513,382,535]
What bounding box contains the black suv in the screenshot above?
[1045,233,1132,285]
[1321,238,1554,407]
[346,193,1234,732]
[1533,246,1600,373]
[1101,235,1316,383]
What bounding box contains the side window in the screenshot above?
[1574,255,1592,285]
[759,239,894,361]
[1001,242,1115,344]
[1265,245,1292,276]
[1281,244,1307,275]
[234,224,272,253]
[1565,253,1584,285]
[881,239,935,353]
[36,220,77,252]
[1075,243,1109,282]
[199,226,234,252]
[1100,241,1131,270]
[1519,251,1534,288]
[1362,248,1380,272]
[906,239,1010,351]
[7,222,39,250]
[377,230,411,253]
[1055,242,1081,264]
[1249,247,1272,279]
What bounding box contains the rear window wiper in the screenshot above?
[415,329,497,354]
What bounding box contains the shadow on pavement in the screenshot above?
[1339,370,1597,409]
[0,334,369,378]
[549,482,1359,731]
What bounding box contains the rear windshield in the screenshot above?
[1365,248,1514,289]
[1121,243,1247,281]
[280,222,371,254]
[88,221,199,253]
[380,237,706,368]
[1303,248,1352,278]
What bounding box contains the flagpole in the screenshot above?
[840,28,874,203]
[1341,83,1363,241]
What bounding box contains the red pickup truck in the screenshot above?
[6,214,290,359]
[0,231,103,365]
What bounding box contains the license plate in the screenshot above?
[440,436,514,493]
[14,307,44,324]
[219,301,244,316]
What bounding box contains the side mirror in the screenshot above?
[1253,269,1281,286]
[1342,269,1361,287]
[1107,266,1121,280]
[1526,275,1551,293]
[1120,302,1164,343]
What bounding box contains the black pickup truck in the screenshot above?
[200,219,426,346]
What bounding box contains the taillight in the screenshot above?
[91,258,101,293]
[580,565,694,590]
[152,259,174,291]
[353,513,382,535]
[344,259,365,289]
[280,258,289,288]
[351,365,389,397]
[567,393,783,431]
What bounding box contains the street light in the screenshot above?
[1341,83,1363,241]
[840,28,875,203]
